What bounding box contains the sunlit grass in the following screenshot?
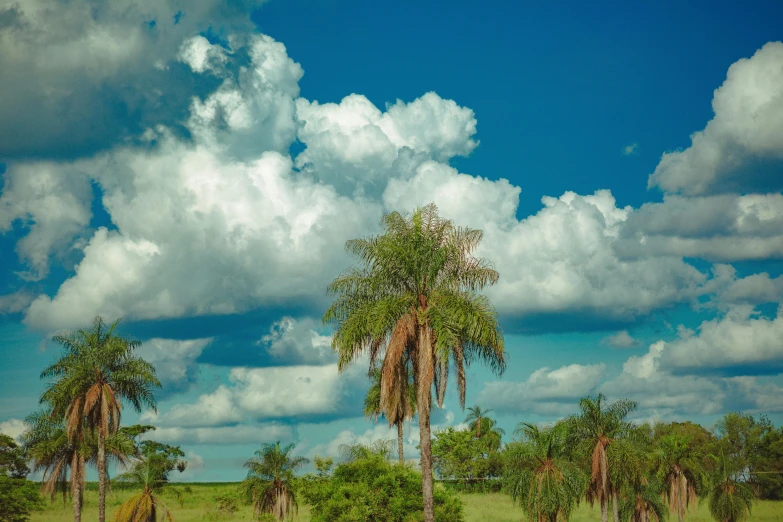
[30,484,783,521]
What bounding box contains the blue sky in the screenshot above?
[2,0,783,481]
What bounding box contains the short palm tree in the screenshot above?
[654,435,707,522]
[707,452,753,522]
[40,316,160,522]
[619,478,668,522]
[324,203,505,522]
[364,368,416,463]
[505,423,587,522]
[242,442,309,521]
[21,409,85,521]
[113,457,182,522]
[465,406,493,438]
[568,394,637,522]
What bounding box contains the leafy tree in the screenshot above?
[242,442,309,521]
[324,204,505,522]
[113,457,183,522]
[568,394,637,522]
[707,452,753,522]
[0,434,29,479]
[40,316,160,522]
[714,413,783,499]
[504,423,587,522]
[364,368,416,463]
[431,427,502,490]
[301,443,464,522]
[138,441,187,477]
[0,475,45,522]
[753,424,783,499]
[654,434,707,522]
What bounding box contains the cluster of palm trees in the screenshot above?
[21,318,161,522]
[505,394,754,522]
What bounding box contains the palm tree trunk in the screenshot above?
[72,453,83,522]
[98,427,107,522]
[601,496,608,522]
[416,313,435,522]
[419,404,435,522]
[397,422,405,463]
[612,489,619,522]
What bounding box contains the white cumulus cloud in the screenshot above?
[477,363,606,415]
[649,41,783,196]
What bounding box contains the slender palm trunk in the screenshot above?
[419,405,434,522]
[98,428,107,522]
[417,321,435,522]
[71,453,83,522]
[600,446,609,522]
[397,422,405,463]
[612,489,619,522]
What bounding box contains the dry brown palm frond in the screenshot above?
[435,356,448,408]
[380,315,415,419]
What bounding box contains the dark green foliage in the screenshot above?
[139,440,188,477]
[0,476,45,522]
[302,449,464,522]
[0,435,29,479]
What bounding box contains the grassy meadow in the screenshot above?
[30,483,783,522]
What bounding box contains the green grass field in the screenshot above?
[31,483,783,522]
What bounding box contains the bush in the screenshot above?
[0,476,45,522]
[301,454,463,522]
[215,492,240,514]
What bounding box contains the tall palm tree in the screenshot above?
[324,204,505,522]
[568,394,637,522]
[242,442,309,521]
[364,368,416,463]
[21,409,85,521]
[113,457,183,522]
[505,423,587,522]
[653,435,707,522]
[465,406,493,438]
[707,452,753,522]
[40,316,160,522]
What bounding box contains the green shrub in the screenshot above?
[301,454,463,522]
[0,476,45,522]
[215,492,240,514]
